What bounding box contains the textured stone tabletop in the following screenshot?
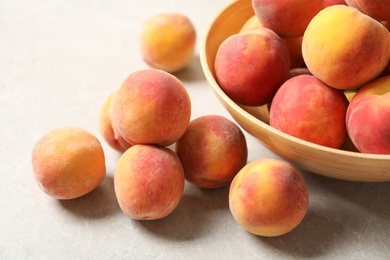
[1,0,390,259]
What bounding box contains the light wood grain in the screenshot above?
[200,0,390,182]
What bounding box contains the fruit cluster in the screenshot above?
[215,0,390,155]
[31,8,312,238]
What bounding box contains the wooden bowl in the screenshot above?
[200,0,390,182]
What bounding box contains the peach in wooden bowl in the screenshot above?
[199,0,390,182]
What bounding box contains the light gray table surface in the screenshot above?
[1,0,390,259]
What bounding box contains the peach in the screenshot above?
[111,69,191,147]
[269,75,349,149]
[302,5,390,90]
[229,158,309,237]
[346,93,390,154]
[346,0,390,21]
[346,75,390,154]
[251,0,324,38]
[31,127,106,200]
[139,12,196,73]
[214,28,290,106]
[114,144,185,220]
[98,91,133,153]
[347,75,390,120]
[175,115,248,189]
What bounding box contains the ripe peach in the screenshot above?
[346,76,390,154]
[139,12,196,73]
[346,0,390,21]
[31,127,106,200]
[114,144,185,220]
[229,158,309,237]
[347,75,390,120]
[111,69,191,147]
[98,91,132,153]
[175,115,248,189]
[347,93,390,154]
[269,75,349,149]
[302,5,390,90]
[214,28,290,106]
[252,0,324,38]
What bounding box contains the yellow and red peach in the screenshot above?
[346,75,390,154]
[114,144,185,220]
[269,75,349,148]
[175,115,248,189]
[252,0,324,38]
[215,28,290,106]
[346,93,390,154]
[31,127,106,200]
[140,12,196,73]
[302,5,390,90]
[98,91,133,153]
[347,75,390,120]
[111,69,191,147]
[229,158,309,237]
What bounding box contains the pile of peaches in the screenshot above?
[215,0,390,155]
[30,0,390,238]
[32,11,304,238]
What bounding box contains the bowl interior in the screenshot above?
[200,0,390,182]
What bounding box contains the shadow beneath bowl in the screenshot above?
[307,172,390,223]
[59,175,121,219]
[137,183,230,241]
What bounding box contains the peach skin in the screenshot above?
[114,144,185,220]
[270,75,349,149]
[176,115,248,188]
[302,5,390,90]
[31,127,106,200]
[252,0,324,38]
[215,28,290,106]
[140,12,196,73]
[111,69,191,147]
[229,158,309,237]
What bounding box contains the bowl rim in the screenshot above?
[199,0,390,163]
